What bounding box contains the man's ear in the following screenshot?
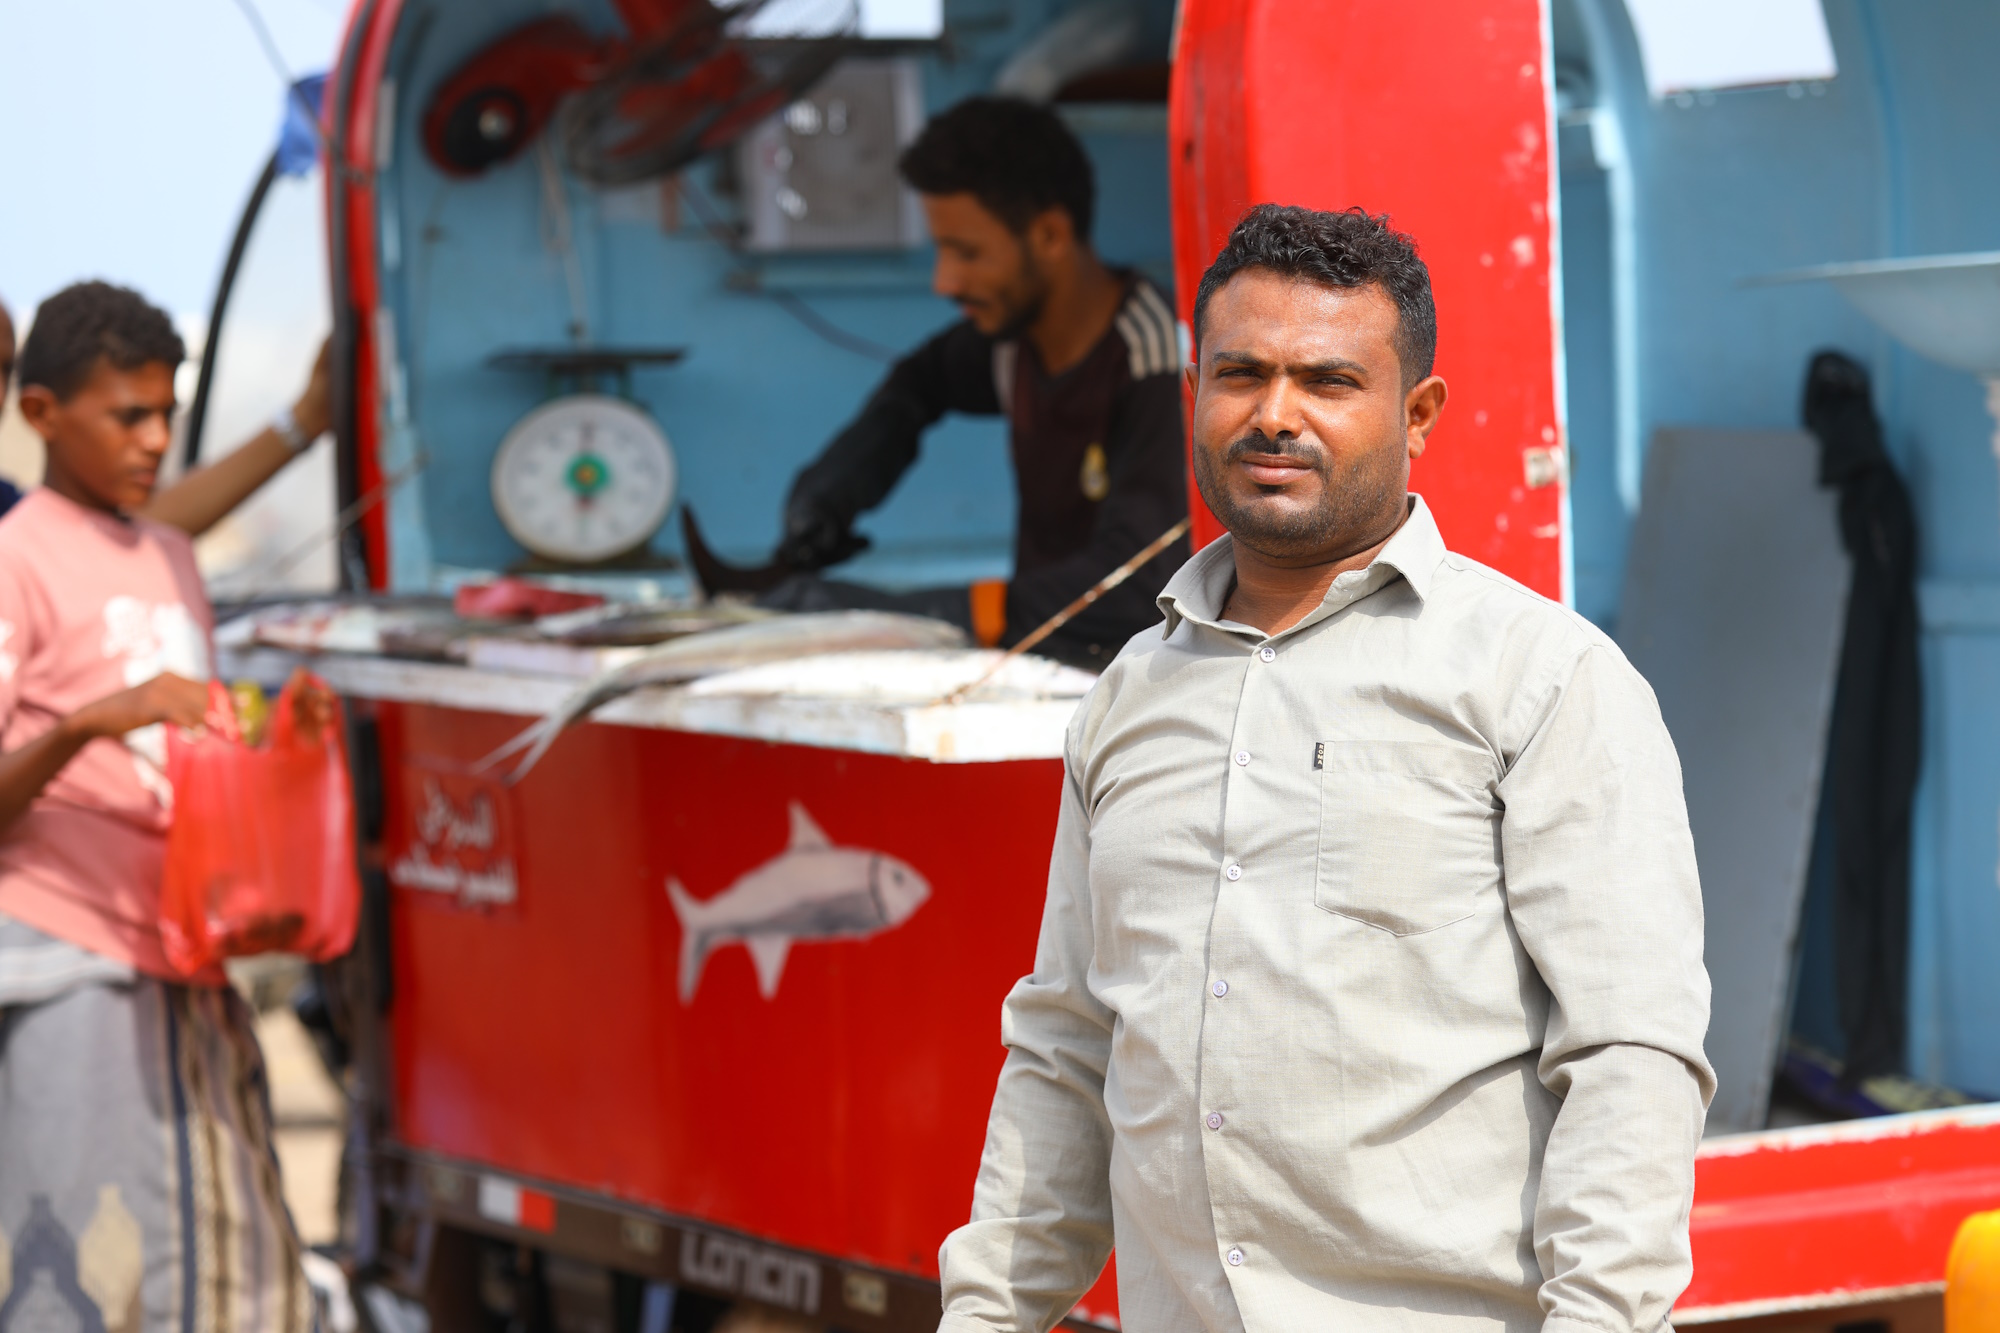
[1024,206,1075,265]
[16,384,61,442]
[1403,375,1448,460]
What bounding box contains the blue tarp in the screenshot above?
[278,73,327,177]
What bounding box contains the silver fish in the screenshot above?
[482,610,967,781]
[666,802,931,1002]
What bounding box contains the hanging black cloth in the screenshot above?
[1801,350,1922,1081]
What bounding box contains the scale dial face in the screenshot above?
[490,395,677,564]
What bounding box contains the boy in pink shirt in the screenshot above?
[0,282,326,1330]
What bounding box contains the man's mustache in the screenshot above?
[1224,432,1328,471]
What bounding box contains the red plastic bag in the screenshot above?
[159,674,360,974]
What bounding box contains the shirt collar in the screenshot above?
[34,484,137,533]
[1157,493,1447,638]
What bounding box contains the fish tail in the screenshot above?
[475,720,542,772]
[479,713,569,782]
[487,679,624,782]
[504,723,565,786]
[666,877,707,1003]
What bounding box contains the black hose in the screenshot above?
[182,150,282,468]
[327,0,382,592]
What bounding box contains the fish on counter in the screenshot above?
[481,610,970,781]
[667,802,931,1003]
[217,597,471,660]
[533,599,774,646]
[233,598,594,662]
[220,592,784,666]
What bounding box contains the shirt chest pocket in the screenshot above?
[1314,740,1501,936]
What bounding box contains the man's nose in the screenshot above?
[1249,376,1307,441]
[135,411,172,455]
[931,253,966,300]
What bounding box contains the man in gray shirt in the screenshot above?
[938,204,1714,1332]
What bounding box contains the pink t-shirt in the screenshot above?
[0,487,220,980]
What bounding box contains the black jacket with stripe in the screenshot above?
[784,274,1191,663]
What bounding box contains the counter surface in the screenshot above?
[217,646,1092,763]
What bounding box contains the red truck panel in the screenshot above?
[1170,0,1568,600]
[379,700,1066,1278]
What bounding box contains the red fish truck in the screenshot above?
[214,0,2000,1327]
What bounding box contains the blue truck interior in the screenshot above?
[370,0,1175,595]
[1555,0,2000,1095]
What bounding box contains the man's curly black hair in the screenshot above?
[1193,205,1437,388]
[898,96,1095,241]
[16,280,185,401]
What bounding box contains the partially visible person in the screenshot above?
[741,97,1188,665]
[0,281,321,1330]
[0,296,23,518]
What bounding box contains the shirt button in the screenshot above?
[1234,750,1251,766]
[1259,646,1276,662]
[1227,1248,1245,1267]
[1225,864,1242,881]
[1206,1112,1224,1130]
[1211,980,1228,997]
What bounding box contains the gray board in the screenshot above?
[1615,428,1849,1133]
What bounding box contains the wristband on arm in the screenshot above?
[271,406,314,454]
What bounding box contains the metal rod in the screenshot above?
[251,451,428,595]
[944,516,1191,705]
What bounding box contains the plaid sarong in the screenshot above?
[0,915,313,1333]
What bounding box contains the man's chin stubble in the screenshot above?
[1221,498,1345,559]
[1199,469,1402,561]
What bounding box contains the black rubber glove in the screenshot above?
[776,499,871,572]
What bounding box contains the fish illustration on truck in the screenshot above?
[667,802,932,1003]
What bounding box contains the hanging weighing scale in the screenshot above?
[486,347,687,566]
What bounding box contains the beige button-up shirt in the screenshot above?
[939,497,1714,1333]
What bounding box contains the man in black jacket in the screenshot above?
[737,97,1189,665]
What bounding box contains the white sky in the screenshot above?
[1624,0,1837,97]
[0,0,343,590]
[0,0,340,320]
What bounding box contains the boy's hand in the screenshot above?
[286,668,338,745]
[72,673,211,740]
[292,338,333,442]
